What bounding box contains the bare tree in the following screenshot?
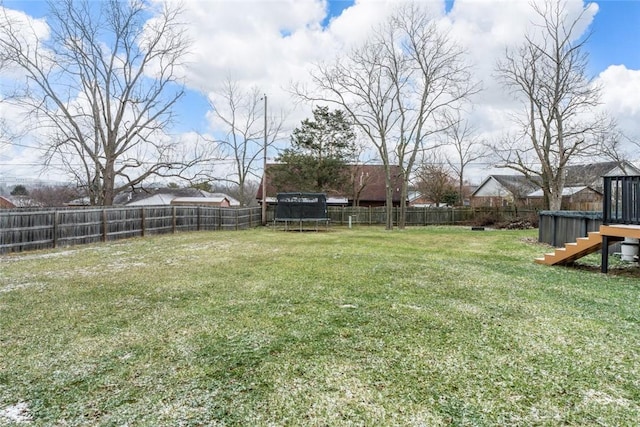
[442,111,487,205]
[596,129,640,174]
[0,0,197,205]
[29,184,85,207]
[205,180,260,207]
[296,3,476,229]
[414,152,458,207]
[347,160,376,207]
[205,79,285,206]
[494,0,615,210]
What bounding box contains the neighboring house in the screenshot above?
[563,161,640,191]
[409,184,478,207]
[408,191,450,208]
[408,190,431,207]
[257,163,405,208]
[527,186,603,211]
[0,195,41,209]
[114,188,240,207]
[471,175,541,208]
[170,196,231,207]
[471,161,640,209]
[66,197,91,206]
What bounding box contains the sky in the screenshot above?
[0,0,639,187]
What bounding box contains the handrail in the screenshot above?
[603,175,640,225]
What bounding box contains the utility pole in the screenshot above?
[261,94,267,226]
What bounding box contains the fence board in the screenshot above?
[2,205,538,254]
[325,206,536,226]
[1,206,262,254]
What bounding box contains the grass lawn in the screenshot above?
[1,226,639,426]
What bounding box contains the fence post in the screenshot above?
[141,208,146,237]
[102,209,107,242]
[197,206,201,231]
[172,206,177,233]
[53,210,59,249]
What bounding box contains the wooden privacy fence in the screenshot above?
[265,206,535,226]
[323,206,537,226]
[1,206,262,254]
[2,205,536,254]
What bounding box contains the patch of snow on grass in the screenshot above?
[582,389,631,407]
[0,282,47,293]
[0,401,32,424]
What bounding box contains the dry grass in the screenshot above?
[1,226,639,426]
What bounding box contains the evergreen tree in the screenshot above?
[272,107,356,193]
[10,185,28,196]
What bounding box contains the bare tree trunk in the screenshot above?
[384,165,394,230]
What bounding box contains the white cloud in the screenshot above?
[2,0,639,185]
[327,0,400,45]
[597,65,640,155]
[598,65,640,117]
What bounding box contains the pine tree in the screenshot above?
[272,107,356,193]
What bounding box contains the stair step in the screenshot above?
[535,231,604,266]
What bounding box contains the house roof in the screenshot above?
[564,161,640,187]
[257,163,404,203]
[115,188,240,206]
[527,186,602,198]
[171,196,231,206]
[472,161,639,199]
[472,175,540,198]
[126,193,176,206]
[0,195,41,208]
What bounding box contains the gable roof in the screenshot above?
[0,195,41,208]
[126,193,176,206]
[527,186,603,198]
[564,161,640,187]
[115,188,240,206]
[257,163,404,204]
[472,175,540,198]
[472,161,640,199]
[492,175,540,195]
[348,164,403,203]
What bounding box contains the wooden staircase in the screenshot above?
[535,224,640,266]
[535,231,605,266]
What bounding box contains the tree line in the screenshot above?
[0,0,635,229]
